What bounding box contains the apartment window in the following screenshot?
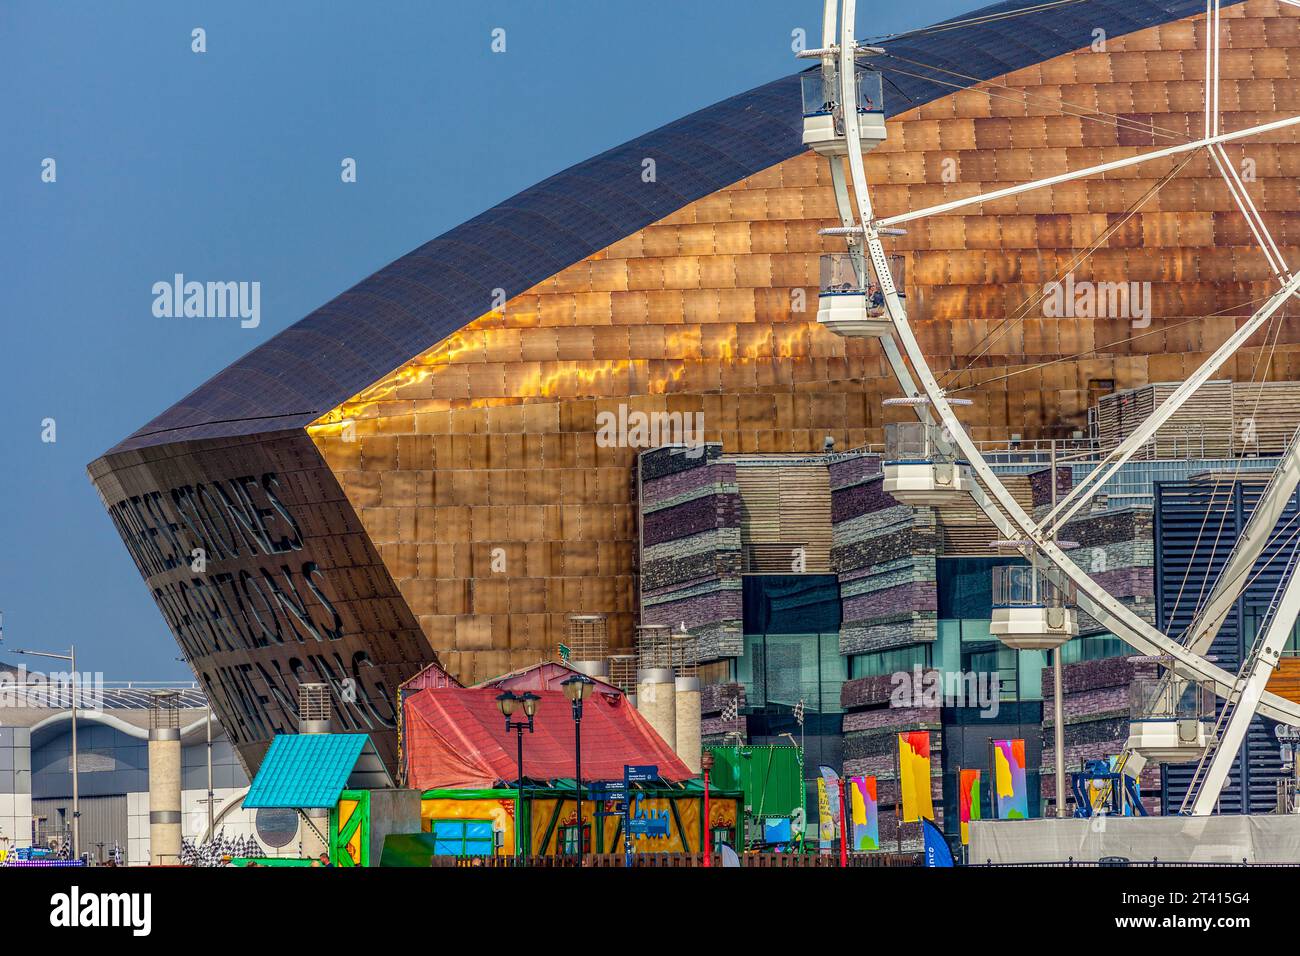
[1059,633,1128,664]
[738,575,844,713]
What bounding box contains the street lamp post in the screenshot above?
[561,674,594,867]
[15,645,79,860]
[496,690,539,860]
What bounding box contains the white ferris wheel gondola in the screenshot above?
[986,541,1081,651]
[797,43,887,156]
[1124,672,1218,765]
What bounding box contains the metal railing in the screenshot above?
[971,859,1300,867]
[434,850,922,868]
[1,680,205,710]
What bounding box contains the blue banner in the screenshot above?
[922,818,954,867]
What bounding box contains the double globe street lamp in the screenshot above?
[561,674,594,866]
[496,690,540,860]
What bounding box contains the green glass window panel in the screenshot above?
[1017,648,1046,701]
[743,575,841,634]
[738,634,764,708]
[935,620,962,676]
[763,633,815,708]
[818,632,846,712]
[937,557,1025,618]
[963,637,1018,701]
[1059,633,1129,664]
[738,631,844,714]
[1244,606,1300,656]
[848,643,932,679]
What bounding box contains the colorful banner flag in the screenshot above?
[849,775,879,851]
[959,769,981,845]
[816,776,834,845]
[897,731,934,822]
[818,765,843,836]
[993,738,1029,820]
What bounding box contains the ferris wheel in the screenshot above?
[800,0,1300,815]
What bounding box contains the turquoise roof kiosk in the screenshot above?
[241,733,422,867]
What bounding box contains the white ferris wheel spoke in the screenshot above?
[874,113,1300,230]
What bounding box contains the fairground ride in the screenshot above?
[801,0,1300,816]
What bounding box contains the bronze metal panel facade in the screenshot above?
[310,1,1300,686]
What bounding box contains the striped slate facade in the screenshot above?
[830,453,939,657]
[638,444,744,661]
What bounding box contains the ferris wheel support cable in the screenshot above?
[1205,0,1214,139]
[1200,0,1291,282]
[1040,274,1300,537]
[1170,309,1289,629]
[827,0,1300,728]
[1212,144,1289,279]
[1161,279,1289,625]
[875,113,1300,230]
[948,300,1275,394]
[1186,538,1300,814]
[818,1,933,423]
[1183,434,1300,657]
[938,152,1198,392]
[1212,0,1222,138]
[828,160,931,415]
[876,54,1190,143]
[865,0,1091,45]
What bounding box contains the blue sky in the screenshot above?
[0,0,972,679]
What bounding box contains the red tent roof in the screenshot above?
[404,686,692,790]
